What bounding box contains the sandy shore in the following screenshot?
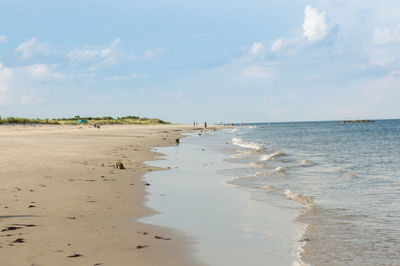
[0,124,206,266]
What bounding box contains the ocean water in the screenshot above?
[226,120,400,265]
[143,120,400,266]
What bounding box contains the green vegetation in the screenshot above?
[0,115,170,125]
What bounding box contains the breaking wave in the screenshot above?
[284,190,314,209]
[260,151,285,161]
[263,185,277,192]
[298,159,309,166]
[273,166,285,173]
[250,162,266,168]
[232,137,264,151]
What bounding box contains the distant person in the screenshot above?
[204,122,207,128]
[193,121,195,128]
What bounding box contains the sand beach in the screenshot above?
[0,124,205,266]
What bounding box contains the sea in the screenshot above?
[143,119,400,266]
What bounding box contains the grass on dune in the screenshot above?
[0,115,170,125]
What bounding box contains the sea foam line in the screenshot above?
[284,190,314,209]
[260,151,285,161]
[293,224,311,266]
[231,149,258,159]
[232,137,264,151]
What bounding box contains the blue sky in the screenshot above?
[1,0,400,123]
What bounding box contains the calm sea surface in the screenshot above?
[226,119,400,265]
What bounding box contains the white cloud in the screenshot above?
[15,38,50,59]
[271,38,284,52]
[0,62,63,106]
[67,38,121,64]
[269,37,305,55]
[20,64,64,80]
[20,94,44,105]
[144,48,164,59]
[373,26,400,44]
[0,63,13,104]
[368,49,394,66]
[250,42,265,57]
[303,5,328,42]
[0,35,7,43]
[330,75,400,119]
[104,73,147,81]
[241,65,275,79]
[389,69,400,76]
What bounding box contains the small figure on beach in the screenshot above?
[204,121,207,128]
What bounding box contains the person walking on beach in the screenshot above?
[204,121,207,128]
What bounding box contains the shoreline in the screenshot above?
[142,129,302,266]
[0,124,209,266]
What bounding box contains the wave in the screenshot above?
[284,190,314,209]
[231,153,247,159]
[250,162,265,168]
[248,126,257,129]
[231,128,239,133]
[263,185,276,192]
[273,166,285,173]
[341,171,358,179]
[232,137,264,151]
[233,170,278,181]
[260,151,285,161]
[298,158,309,166]
[367,175,390,181]
[249,162,286,173]
[230,149,258,159]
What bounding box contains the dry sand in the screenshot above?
[0,124,206,266]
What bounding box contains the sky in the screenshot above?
[1,0,400,123]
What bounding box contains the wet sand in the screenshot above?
[0,124,206,266]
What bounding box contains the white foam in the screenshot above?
[231,153,247,159]
[293,224,312,266]
[284,190,314,209]
[273,166,285,173]
[261,151,285,161]
[250,162,265,169]
[298,158,309,166]
[254,171,270,177]
[342,171,358,178]
[368,175,389,181]
[231,149,258,159]
[231,128,239,133]
[230,171,273,182]
[263,185,276,192]
[232,137,264,151]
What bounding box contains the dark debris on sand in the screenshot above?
[12,238,25,243]
[67,253,82,258]
[154,235,171,240]
[1,226,22,232]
